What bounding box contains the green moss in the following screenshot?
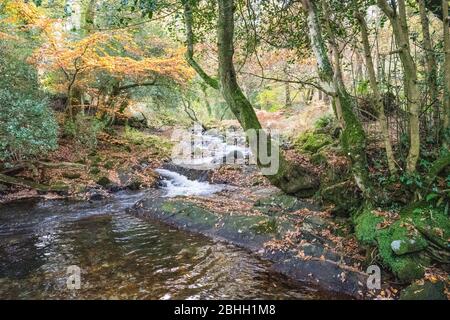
[354,208,383,246]
[161,201,218,228]
[294,131,333,154]
[89,167,100,175]
[250,218,278,234]
[354,206,433,283]
[254,193,304,215]
[404,206,450,250]
[377,226,428,283]
[400,281,447,300]
[103,161,114,170]
[62,172,81,179]
[96,176,111,188]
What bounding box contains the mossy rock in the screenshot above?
[127,178,143,190]
[294,132,333,154]
[354,208,384,246]
[391,238,428,256]
[403,205,450,250]
[321,180,362,216]
[49,182,69,193]
[96,176,112,188]
[400,281,447,300]
[354,208,431,283]
[222,215,279,236]
[310,152,328,166]
[377,225,428,283]
[62,172,81,180]
[250,218,278,235]
[161,201,219,228]
[254,193,304,215]
[89,167,101,175]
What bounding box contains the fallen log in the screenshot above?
[1,161,85,176]
[0,173,68,193]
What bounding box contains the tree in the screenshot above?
[183,0,320,195]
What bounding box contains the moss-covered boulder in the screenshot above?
[354,207,384,246]
[321,180,362,216]
[390,238,428,256]
[400,281,447,300]
[377,224,429,283]
[353,206,437,283]
[294,131,333,154]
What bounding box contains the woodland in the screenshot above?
[0,0,449,300]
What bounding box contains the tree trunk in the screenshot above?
[302,0,372,197]
[378,0,421,174]
[418,0,439,121]
[443,0,450,137]
[216,0,319,196]
[356,12,398,176]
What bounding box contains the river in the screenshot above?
[0,191,338,299]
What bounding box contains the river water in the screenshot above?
[0,191,337,300]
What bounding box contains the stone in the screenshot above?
[391,238,428,256]
[400,281,447,300]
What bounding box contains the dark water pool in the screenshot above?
[0,191,337,299]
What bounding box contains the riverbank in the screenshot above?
[1,123,448,300]
[0,126,171,203]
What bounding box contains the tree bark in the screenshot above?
[215,0,319,195]
[302,0,372,197]
[418,0,439,133]
[378,0,421,174]
[443,0,450,137]
[356,11,398,175]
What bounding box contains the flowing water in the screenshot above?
[155,169,226,198]
[0,191,336,300]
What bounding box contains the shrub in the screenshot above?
[0,89,58,161]
[63,114,105,151]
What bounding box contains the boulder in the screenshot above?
[400,281,447,300]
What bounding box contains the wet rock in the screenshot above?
[400,281,447,300]
[96,176,112,188]
[161,162,210,182]
[86,187,108,201]
[254,193,306,215]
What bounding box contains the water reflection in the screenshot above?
[0,192,335,299]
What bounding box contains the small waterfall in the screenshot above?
[155,169,225,197]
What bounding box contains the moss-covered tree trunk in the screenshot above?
[302,0,372,197]
[181,0,319,195]
[216,0,319,195]
[443,0,450,138]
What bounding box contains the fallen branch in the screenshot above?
[0,173,68,192]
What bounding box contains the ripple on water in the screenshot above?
[0,194,338,299]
